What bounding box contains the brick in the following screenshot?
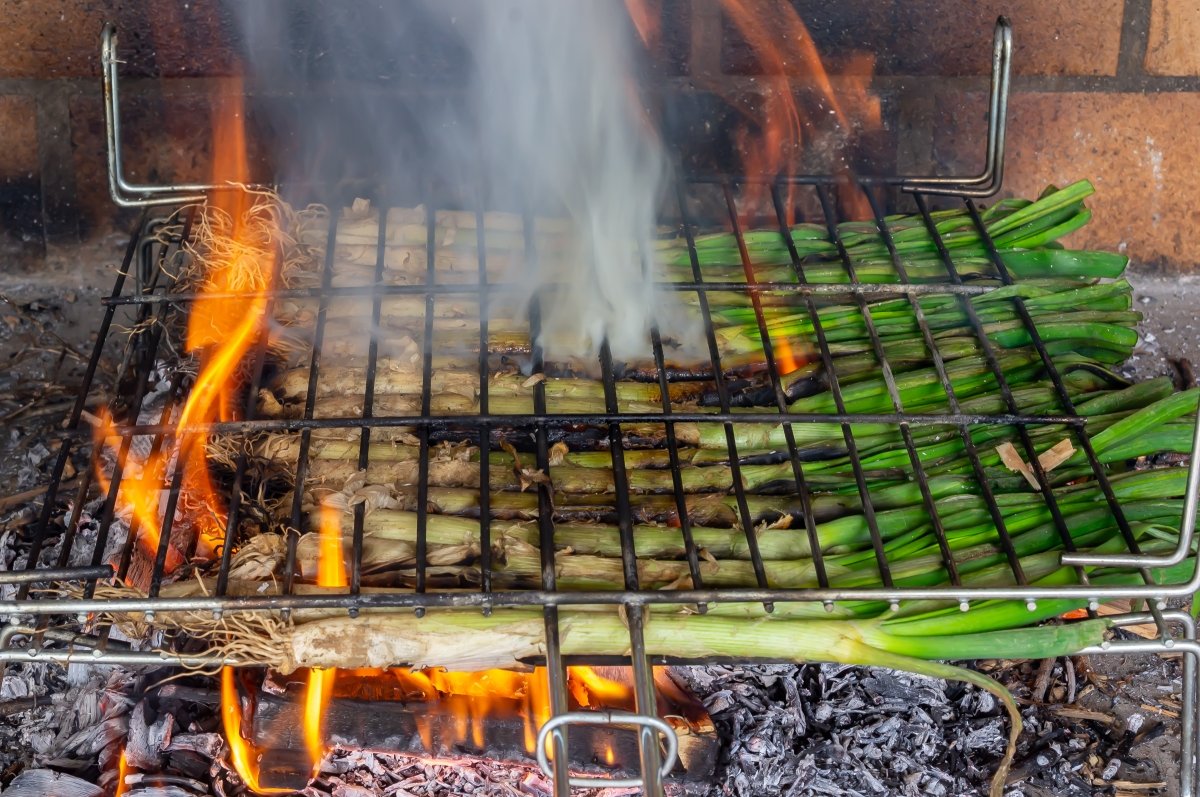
[70,88,220,235]
[891,0,1123,76]
[0,0,237,79]
[0,0,105,78]
[934,92,1200,272]
[0,96,38,179]
[1146,0,1200,76]
[721,1,894,76]
[69,83,275,235]
[716,0,1122,77]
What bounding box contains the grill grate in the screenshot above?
[2,17,1199,797]
[5,175,1199,795]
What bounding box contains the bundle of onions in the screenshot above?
[167,180,1197,797]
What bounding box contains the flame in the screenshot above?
[568,667,635,708]
[304,669,337,770]
[315,502,348,590]
[720,1,880,222]
[114,749,130,796]
[603,742,616,767]
[91,411,184,579]
[303,502,348,773]
[221,667,289,795]
[310,665,631,757]
[528,666,552,756]
[623,0,661,49]
[772,338,803,375]
[626,0,880,223]
[91,83,269,584]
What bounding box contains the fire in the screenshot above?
[92,83,269,584]
[719,0,880,222]
[221,667,289,795]
[568,666,635,708]
[226,505,636,780]
[626,0,881,223]
[296,502,634,763]
[315,502,348,590]
[385,665,629,755]
[772,338,803,375]
[304,669,337,770]
[114,748,130,796]
[303,501,348,773]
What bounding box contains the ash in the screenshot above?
[677,664,1006,797]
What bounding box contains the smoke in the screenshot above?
[230,0,696,364]
[466,0,687,361]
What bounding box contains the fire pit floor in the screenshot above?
[0,252,1196,796]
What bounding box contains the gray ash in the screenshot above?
[676,664,1006,797]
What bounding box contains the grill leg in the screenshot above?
[628,605,665,797]
[1182,614,1198,797]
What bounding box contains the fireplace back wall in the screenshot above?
[1,0,1197,271]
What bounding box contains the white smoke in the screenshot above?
[232,0,696,364]
[466,0,687,362]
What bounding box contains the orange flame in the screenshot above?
[624,0,661,49]
[221,667,289,795]
[625,0,881,223]
[316,665,631,757]
[568,666,636,708]
[720,1,880,222]
[114,748,130,797]
[772,338,803,375]
[303,502,348,773]
[92,82,269,585]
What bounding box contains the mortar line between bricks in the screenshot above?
[1117,0,1153,80]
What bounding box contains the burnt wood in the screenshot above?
[250,691,716,792]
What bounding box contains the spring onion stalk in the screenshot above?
[142,600,1106,797]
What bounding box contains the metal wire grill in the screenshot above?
[3,174,1198,793]
[1,16,1198,797]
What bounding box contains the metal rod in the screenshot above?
[902,17,1011,196]
[675,181,772,605]
[102,24,210,207]
[53,409,1089,439]
[522,205,571,797]
[1063,398,1200,568]
[12,573,1200,616]
[100,280,1002,306]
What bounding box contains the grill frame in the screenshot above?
[13,184,1200,615]
[4,175,1198,797]
[1,15,1198,797]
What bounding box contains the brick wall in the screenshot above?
[2,1,1198,270]
[675,0,1200,271]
